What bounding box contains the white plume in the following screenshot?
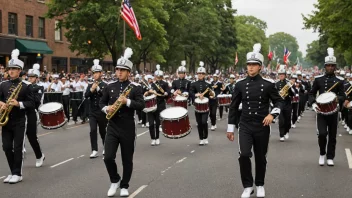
[93,59,100,66]
[181,60,186,66]
[215,70,219,74]
[156,64,160,70]
[199,61,204,67]
[33,63,40,70]
[327,48,334,56]
[11,49,20,59]
[123,47,133,59]
[253,43,261,53]
[135,71,138,74]
[279,65,285,70]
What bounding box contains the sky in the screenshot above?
[232,0,319,56]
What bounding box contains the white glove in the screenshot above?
[312,103,319,113]
[164,92,168,96]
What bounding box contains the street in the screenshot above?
[1,108,352,198]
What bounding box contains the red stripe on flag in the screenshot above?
[121,1,142,40]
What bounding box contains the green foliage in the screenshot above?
[268,32,300,66]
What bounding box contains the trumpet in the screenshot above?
[106,83,134,120]
[0,82,22,126]
[279,81,293,98]
[345,85,352,96]
[155,82,164,94]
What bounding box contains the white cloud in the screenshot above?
[232,0,319,56]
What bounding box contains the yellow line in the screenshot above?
[38,132,54,137]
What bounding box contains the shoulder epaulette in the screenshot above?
[108,81,117,85]
[131,82,141,86]
[236,78,245,83]
[336,76,344,81]
[22,80,31,85]
[263,78,275,83]
[314,75,323,79]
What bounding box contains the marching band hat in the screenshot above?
[27,63,41,77]
[229,74,235,79]
[278,65,286,74]
[246,43,264,66]
[178,60,187,73]
[116,47,133,71]
[8,49,24,69]
[296,71,302,75]
[91,59,103,73]
[291,74,298,79]
[340,70,346,76]
[197,61,206,73]
[154,64,164,76]
[346,73,351,77]
[325,48,337,65]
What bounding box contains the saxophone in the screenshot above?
[106,83,134,120]
[154,82,164,94]
[279,81,293,98]
[0,82,22,126]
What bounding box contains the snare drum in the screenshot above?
[160,107,191,139]
[143,95,157,112]
[38,102,67,130]
[173,95,188,109]
[218,94,231,106]
[291,95,299,103]
[194,98,209,113]
[316,92,338,115]
[70,91,83,100]
[43,92,63,104]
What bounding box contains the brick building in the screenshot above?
[0,0,114,73]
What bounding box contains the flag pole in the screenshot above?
[123,21,126,50]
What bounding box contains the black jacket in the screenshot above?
[223,83,235,95]
[85,81,107,112]
[190,79,213,99]
[28,83,44,111]
[275,79,295,105]
[171,78,191,94]
[151,80,170,111]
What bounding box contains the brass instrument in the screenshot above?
[198,87,211,99]
[279,81,293,98]
[327,81,339,92]
[346,85,352,96]
[0,82,22,126]
[155,82,164,94]
[106,83,134,120]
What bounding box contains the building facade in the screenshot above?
[0,0,113,73]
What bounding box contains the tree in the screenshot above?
[236,15,267,30]
[268,32,300,66]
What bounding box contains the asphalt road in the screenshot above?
[1,107,352,198]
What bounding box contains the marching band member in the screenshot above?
[144,65,170,146]
[99,48,145,197]
[296,71,306,120]
[276,65,295,141]
[141,75,153,128]
[190,61,215,145]
[0,49,35,184]
[290,75,299,128]
[85,60,108,158]
[171,61,191,99]
[26,64,45,167]
[210,73,223,129]
[60,76,71,122]
[134,72,143,124]
[309,48,346,166]
[227,44,284,198]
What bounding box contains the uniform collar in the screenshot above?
[10,78,21,83]
[247,74,261,81]
[325,73,335,78]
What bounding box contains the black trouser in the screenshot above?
[279,104,292,137]
[89,111,108,151]
[26,111,43,159]
[238,121,270,188]
[62,95,70,121]
[141,111,147,125]
[219,106,224,119]
[316,112,338,160]
[195,112,209,140]
[136,110,142,122]
[298,96,305,116]
[291,103,299,124]
[2,119,26,176]
[147,109,162,140]
[341,107,348,122]
[348,109,352,129]
[104,119,135,189]
[71,99,81,121]
[209,100,217,126]
[80,99,89,122]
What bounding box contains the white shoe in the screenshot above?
[217,118,221,121]
[204,139,209,145]
[155,139,160,145]
[214,125,217,129]
[142,124,145,128]
[120,188,129,197]
[146,123,149,127]
[349,130,352,135]
[301,113,304,117]
[211,125,215,131]
[8,175,23,184]
[102,150,105,155]
[159,126,162,132]
[319,155,325,166]
[284,133,289,140]
[241,187,254,198]
[298,116,301,120]
[327,159,334,166]
[291,124,296,128]
[199,140,204,146]
[256,186,265,198]
[151,140,156,146]
[90,150,98,158]
[138,120,142,124]
[342,121,345,125]
[280,137,285,142]
[107,181,120,197]
[344,124,348,129]
[347,127,350,132]
[3,175,12,183]
[36,154,45,167]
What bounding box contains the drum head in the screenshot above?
[218,94,225,98]
[174,95,187,101]
[195,97,209,103]
[316,92,336,104]
[160,107,187,119]
[39,102,63,113]
[145,95,156,100]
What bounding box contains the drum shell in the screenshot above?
[160,107,191,139]
[173,96,188,109]
[38,102,67,130]
[316,92,338,115]
[144,95,157,113]
[194,98,209,113]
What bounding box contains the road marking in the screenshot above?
[129,185,148,198]
[0,176,5,179]
[38,132,54,137]
[137,130,149,137]
[77,155,85,159]
[345,148,352,169]
[190,150,195,153]
[50,158,74,168]
[66,125,85,130]
[176,157,187,164]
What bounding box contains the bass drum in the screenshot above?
[160,107,191,139]
[316,92,338,115]
[38,102,67,130]
[173,95,188,109]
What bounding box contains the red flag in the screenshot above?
[235,52,238,66]
[121,0,142,40]
[268,46,273,61]
[283,47,291,64]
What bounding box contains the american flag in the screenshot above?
[121,0,142,40]
[283,47,291,64]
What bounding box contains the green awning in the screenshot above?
[15,39,53,54]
